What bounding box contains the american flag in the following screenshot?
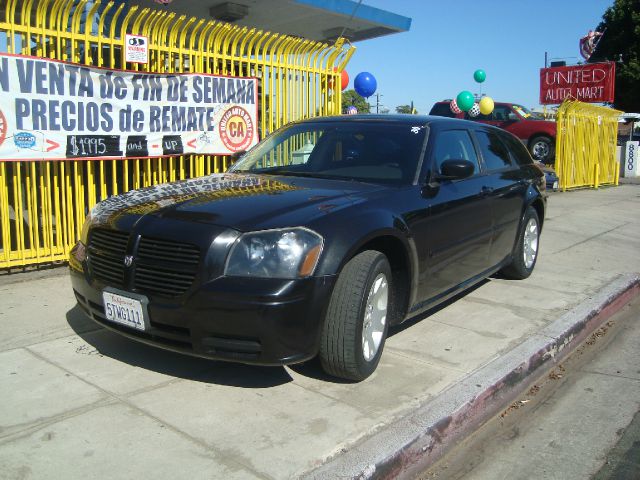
[579,30,603,61]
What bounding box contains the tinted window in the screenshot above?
[429,103,456,118]
[475,130,513,171]
[432,130,480,175]
[493,105,513,121]
[499,132,533,165]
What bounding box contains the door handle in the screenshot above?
[480,186,494,196]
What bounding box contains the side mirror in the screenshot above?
[436,159,475,181]
[507,112,519,121]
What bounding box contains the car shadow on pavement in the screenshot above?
[65,305,294,388]
[64,278,491,387]
[388,278,489,337]
[290,279,492,383]
[288,357,358,384]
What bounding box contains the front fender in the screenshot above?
[313,208,415,275]
[523,186,546,230]
[312,209,419,324]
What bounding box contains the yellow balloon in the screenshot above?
[479,96,494,115]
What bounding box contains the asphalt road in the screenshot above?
[420,294,640,480]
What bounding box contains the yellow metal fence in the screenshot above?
[555,100,622,191]
[0,0,354,269]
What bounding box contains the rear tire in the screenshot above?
[501,206,540,280]
[320,251,391,381]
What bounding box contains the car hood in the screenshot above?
[90,173,386,232]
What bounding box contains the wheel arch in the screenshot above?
[527,132,554,142]
[349,234,413,326]
[527,196,545,231]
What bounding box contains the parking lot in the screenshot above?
[1,184,640,479]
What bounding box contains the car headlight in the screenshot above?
[224,228,323,279]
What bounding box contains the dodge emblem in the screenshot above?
[124,255,134,267]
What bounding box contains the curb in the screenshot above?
[302,273,640,480]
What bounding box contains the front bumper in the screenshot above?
[70,246,336,366]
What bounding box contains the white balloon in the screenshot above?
[468,103,480,117]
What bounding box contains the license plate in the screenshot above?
[103,291,146,331]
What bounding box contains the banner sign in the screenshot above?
[539,62,615,105]
[0,53,258,161]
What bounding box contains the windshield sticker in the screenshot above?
[512,106,530,119]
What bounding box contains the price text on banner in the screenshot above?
[0,53,258,161]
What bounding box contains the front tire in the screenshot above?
[501,206,540,280]
[320,251,391,381]
[529,136,554,164]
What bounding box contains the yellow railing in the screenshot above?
[555,100,622,191]
[0,0,355,269]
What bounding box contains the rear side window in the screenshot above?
[464,105,511,122]
[429,103,456,118]
[492,105,514,121]
[475,130,514,171]
[432,129,480,175]
[499,132,534,165]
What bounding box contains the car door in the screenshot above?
[411,127,493,303]
[473,128,527,266]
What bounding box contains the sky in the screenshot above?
[346,0,614,113]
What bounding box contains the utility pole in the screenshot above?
[376,93,383,114]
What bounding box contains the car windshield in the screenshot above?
[229,121,428,185]
[512,104,534,119]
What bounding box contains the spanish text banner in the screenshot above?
[0,53,258,161]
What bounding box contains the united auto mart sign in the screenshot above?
[539,62,615,105]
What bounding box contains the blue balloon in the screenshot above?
[354,72,377,98]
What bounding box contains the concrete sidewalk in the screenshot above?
[1,185,639,480]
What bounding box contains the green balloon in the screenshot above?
[474,69,486,83]
[456,91,475,112]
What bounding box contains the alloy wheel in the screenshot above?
[523,218,539,269]
[362,273,388,361]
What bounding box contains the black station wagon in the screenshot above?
[70,115,546,381]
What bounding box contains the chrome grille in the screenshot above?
[134,236,200,297]
[88,229,129,287]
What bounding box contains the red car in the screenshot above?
[429,101,557,164]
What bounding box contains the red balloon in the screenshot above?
[329,68,349,91]
[341,70,349,91]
